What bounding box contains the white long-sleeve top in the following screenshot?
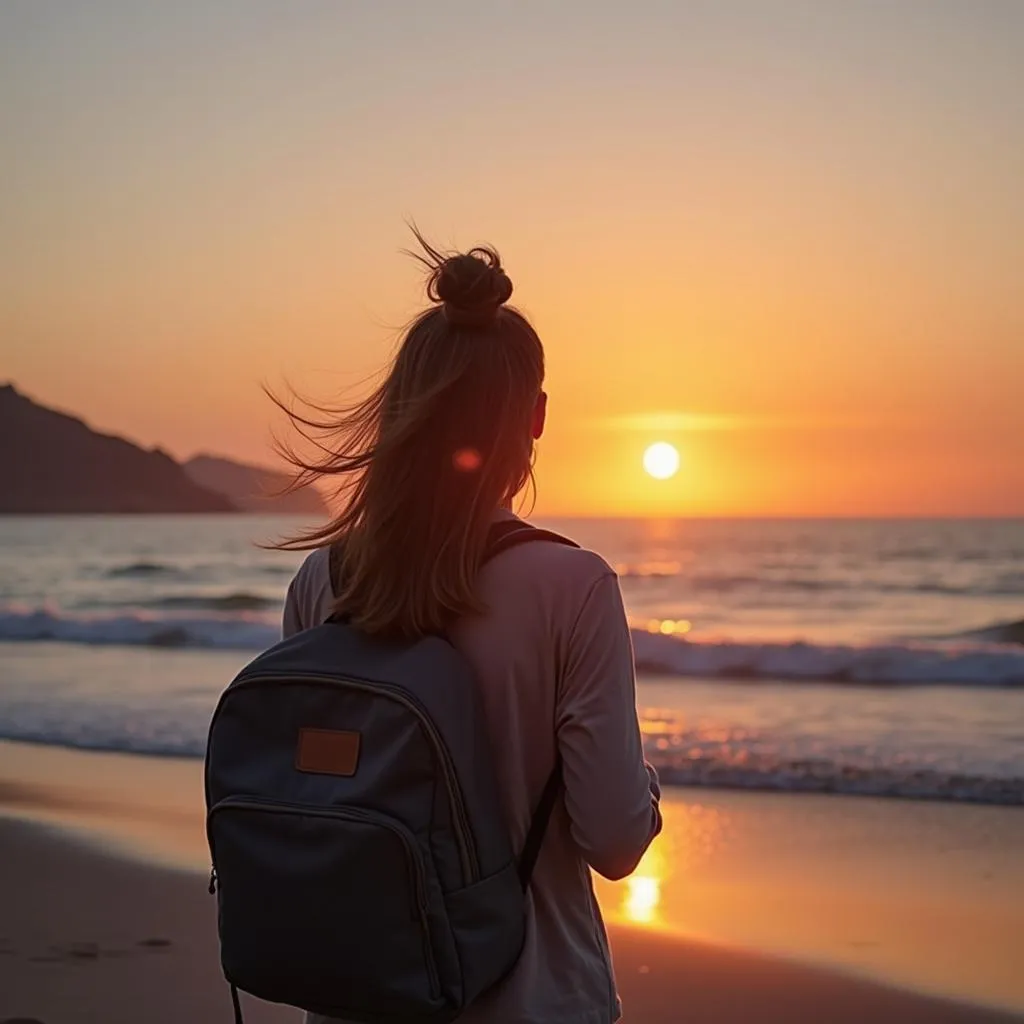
[283,512,662,1024]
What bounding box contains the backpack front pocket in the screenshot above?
[208,797,443,1019]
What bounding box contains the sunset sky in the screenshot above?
[2,1,1021,516]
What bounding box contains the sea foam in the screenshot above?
[2,606,1023,686]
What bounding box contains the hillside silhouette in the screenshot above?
[185,454,327,515]
[0,384,234,514]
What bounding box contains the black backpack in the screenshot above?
[205,520,578,1023]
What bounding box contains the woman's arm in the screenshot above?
[556,572,662,880]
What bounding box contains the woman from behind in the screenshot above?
[279,234,662,1024]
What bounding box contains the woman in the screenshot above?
[278,235,661,1024]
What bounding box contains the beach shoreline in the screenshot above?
[1,739,1023,1022]
[3,815,1023,1024]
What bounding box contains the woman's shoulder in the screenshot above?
[473,528,628,665]
[291,546,332,589]
[285,547,334,627]
[491,520,618,592]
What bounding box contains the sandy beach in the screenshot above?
[1,740,1022,1024]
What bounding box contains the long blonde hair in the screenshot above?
[273,233,544,639]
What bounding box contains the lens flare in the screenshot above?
[452,448,482,472]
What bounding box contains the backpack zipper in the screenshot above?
[211,671,479,884]
[208,796,440,999]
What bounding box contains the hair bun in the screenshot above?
[434,247,514,328]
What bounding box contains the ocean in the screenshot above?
[1,515,1022,805]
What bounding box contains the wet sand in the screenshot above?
[1,739,1022,1023]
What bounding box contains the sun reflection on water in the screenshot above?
[624,874,661,924]
[618,828,669,926]
[596,800,732,932]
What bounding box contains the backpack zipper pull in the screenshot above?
[208,867,218,895]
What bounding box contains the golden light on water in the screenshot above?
[619,836,668,926]
[592,800,733,933]
[624,874,662,925]
[614,561,681,578]
[644,618,692,636]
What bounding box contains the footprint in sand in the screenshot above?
[23,939,173,965]
[64,942,100,960]
[36,942,109,963]
[37,942,100,962]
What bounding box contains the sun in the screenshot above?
[643,442,680,480]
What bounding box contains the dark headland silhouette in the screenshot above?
[0,383,325,515]
[185,454,327,515]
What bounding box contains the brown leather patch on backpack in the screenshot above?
[296,728,361,776]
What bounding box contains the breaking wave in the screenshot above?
[616,569,1024,598]
[0,700,1018,805]
[0,607,276,651]
[647,752,1022,805]
[2,607,1023,686]
[142,592,277,613]
[630,630,1024,686]
[104,561,179,579]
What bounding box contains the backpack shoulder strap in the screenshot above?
[328,520,578,598]
[483,519,579,564]
[518,757,562,890]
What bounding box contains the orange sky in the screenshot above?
[2,2,1022,516]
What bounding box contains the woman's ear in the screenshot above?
[532,391,547,440]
